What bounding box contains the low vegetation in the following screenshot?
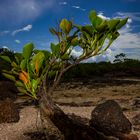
[63,59,140,79]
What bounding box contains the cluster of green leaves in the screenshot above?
[1,43,51,99]
[49,10,128,63]
[0,48,14,74]
[75,11,128,59]
[0,10,128,100]
[49,18,79,61]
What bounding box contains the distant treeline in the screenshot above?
[63,60,140,80]
[1,57,140,81]
[0,47,140,81]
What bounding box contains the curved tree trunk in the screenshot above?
[40,93,65,140]
[38,63,114,140]
[39,91,114,140]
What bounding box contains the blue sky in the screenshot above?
[0,0,140,62]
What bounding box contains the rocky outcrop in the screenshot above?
[0,98,19,123]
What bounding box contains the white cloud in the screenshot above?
[116,12,140,22]
[72,6,86,11]
[70,48,113,63]
[1,46,9,49]
[101,11,140,60]
[59,2,67,5]
[0,0,56,26]
[0,46,11,51]
[12,24,32,36]
[71,49,82,58]
[97,12,110,20]
[15,40,21,44]
[0,30,10,36]
[108,22,140,60]
[113,27,140,49]
[70,48,96,62]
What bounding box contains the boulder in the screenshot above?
[0,98,20,123]
[0,81,18,100]
[90,100,132,137]
[117,133,138,140]
[132,98,140,108]
[132,113,140,125]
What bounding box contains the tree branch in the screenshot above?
[48,64,64,95]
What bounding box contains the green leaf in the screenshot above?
[22,43,34,59]
[17,87,28,94]
[15,81,25,87]
[49,28,57,35]
[49,28,61,36]
[41,50,51,59]
[52,62,60,70]
[108,19,120,31]
[11,61,18,67]
[2,73,16,81]
[33,49,40,54]
[89,10,97,25]
[48,70,56,78]
[20,59,27,70]
[96,21,108,32]
[61,53,69,60]
[51,43,60,56]
[34,50,50,59]
[71,37,79,46]
[14,56,19,64]
[14,53,23,63]
[31,52,45,72]
[0,55,11,63]
[2,70,13,74]
[29,62,35,73]
[116,18,128,30]
[81,26,93,36]
[18,93,25,96]
[12,70,19,75]
[31,79,39,93]
[59,19,72,34]
[112,32,120,40]
[89,10,103,29]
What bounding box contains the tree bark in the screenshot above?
[39,90,116,140]
[39,93,65,140]
[38,60,116,140]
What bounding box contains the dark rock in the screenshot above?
[132,113,140,125]
[132,99,140,108]
[133,126,140,131]
[0,81,18,100]
[117,133,138,140]
[24,131,47,140]
[0,98,20,123]
[90,100,132,137]
[68,113,89,125]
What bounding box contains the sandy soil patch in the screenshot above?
[0,78,140,139]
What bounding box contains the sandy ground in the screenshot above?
[0,106,42,140]
[0,78,140,140]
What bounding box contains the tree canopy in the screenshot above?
[0,10,128,99]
